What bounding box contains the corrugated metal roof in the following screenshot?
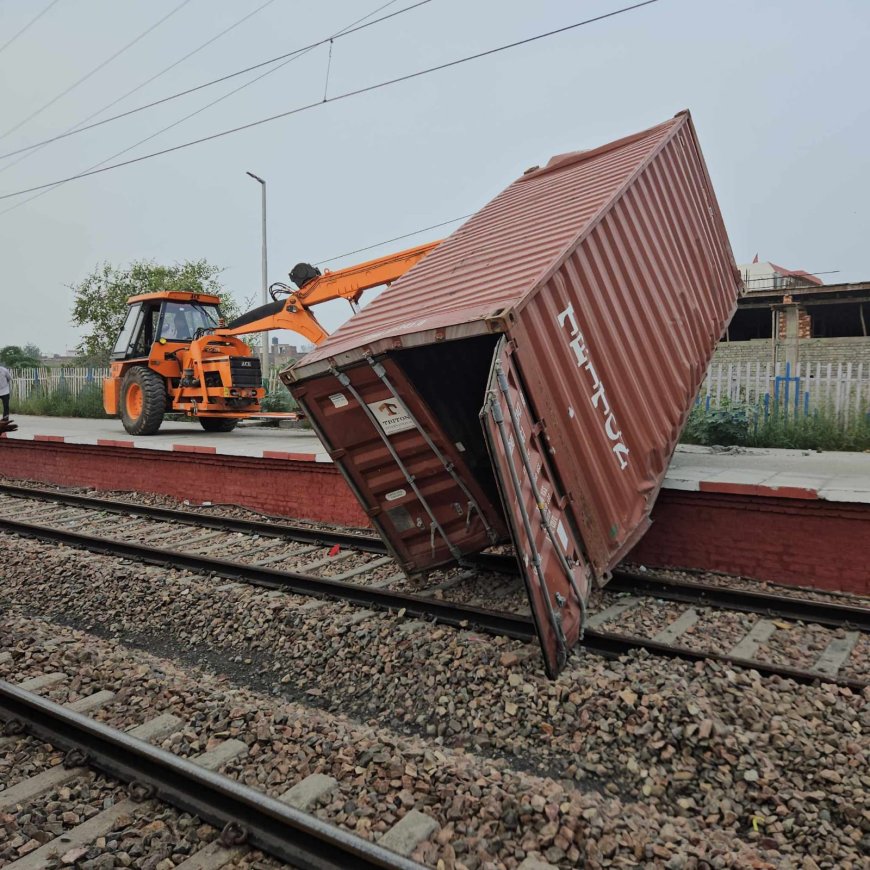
[293,114,682,375]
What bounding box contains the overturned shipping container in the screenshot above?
[283,111,742,677]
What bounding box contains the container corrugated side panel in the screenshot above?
[507,118,739,578]
[292,119,680,378]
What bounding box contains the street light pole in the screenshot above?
[246,171,269,383]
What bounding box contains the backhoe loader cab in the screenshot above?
[103,291,263,436]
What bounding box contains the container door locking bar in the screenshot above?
[331,368,463,562]
[366,356,500,546]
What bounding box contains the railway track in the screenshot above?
[0,483,867,690]
[0,676,424,870]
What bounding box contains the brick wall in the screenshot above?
[713,336,870,369]
[628,490,869,595]
[786,337,870,368]
[0,440,370,528]
[2,441,866,595]
[711,339,774,367]
[776,308,812,340]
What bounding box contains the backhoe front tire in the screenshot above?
[198,417,238,433]
[120,367,166,436]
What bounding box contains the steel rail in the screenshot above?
[0,482,386,551]
[0,681,422,870]
[0,515,536,641]
[4,480,866,629]
[1,513,865,691]
[0,482,514,573]
[582,630,867,693]
[609,570,870,632]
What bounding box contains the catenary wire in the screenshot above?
[742,271,840,283]
[0,0,194,143]
[0,0,280,175]
[0,0,661,204]
[83,0,408,173]
[0,0,412,216]
[0,0,432,163]
[0,0,63,58]
[315,214,476,265]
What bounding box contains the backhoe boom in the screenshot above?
[216,241,439,345]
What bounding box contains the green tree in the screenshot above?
[70,260,243,365]
[23,343,42,361]
[0,345,41,368]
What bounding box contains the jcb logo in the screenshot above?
[239,361,252,367]
[557,303,629,471]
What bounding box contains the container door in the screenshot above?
[291,358,507,575]
[480,339,591,678]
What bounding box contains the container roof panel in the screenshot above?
[294,115,682,374]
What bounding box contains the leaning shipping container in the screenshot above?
[283,111,742,677]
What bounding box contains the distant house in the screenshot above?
[715,258,869,370]
[739,256,823,294]
[265,339,317,373]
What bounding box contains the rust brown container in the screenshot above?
[284,111,742,677]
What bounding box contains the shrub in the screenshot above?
[260,386,298,413]
[681,400,752,446]
[748,406,870,452]
[14,383,109,419]
[680,400,870,452]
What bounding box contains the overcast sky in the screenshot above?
[0,0,867,355]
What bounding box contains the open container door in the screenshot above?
[480,338,591,678]
[292,356,505,575]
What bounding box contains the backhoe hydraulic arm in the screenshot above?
[216,240,439,344]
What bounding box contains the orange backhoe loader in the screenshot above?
[103,241,438,435]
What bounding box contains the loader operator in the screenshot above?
[161,312,191,341]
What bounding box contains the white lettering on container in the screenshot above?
[557,303,629,471]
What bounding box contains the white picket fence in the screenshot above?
[9,366,287,401]
[9,367,110,401]
[7,361,869,420]
[700,361,869,420]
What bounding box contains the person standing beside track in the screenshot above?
[0,364,12,420]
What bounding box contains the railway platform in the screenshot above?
[1,415,867,594]
[0,414,327,459]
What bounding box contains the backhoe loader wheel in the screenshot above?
[120,367,166,436]
[199,417,238,433]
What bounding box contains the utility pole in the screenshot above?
[246,171,269,383]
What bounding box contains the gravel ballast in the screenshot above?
[1,532,868,868]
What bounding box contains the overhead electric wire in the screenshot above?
[0,0,63,58]
[0,0,280,175]
[0,0,416,216]
[0,0,660,204]
[316,214,476,265]
[0,0,194,143]
[69,0,280,132]
[50,0,409,180]
[0,0,432,163]
[742,270,840,283]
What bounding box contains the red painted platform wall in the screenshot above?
[627,490,868,595]
[1,441,867,595]
[0,440,369,528]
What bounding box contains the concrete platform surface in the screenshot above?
[2,415,328,460]
[3,416,869,503]
[669,444,870,503]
